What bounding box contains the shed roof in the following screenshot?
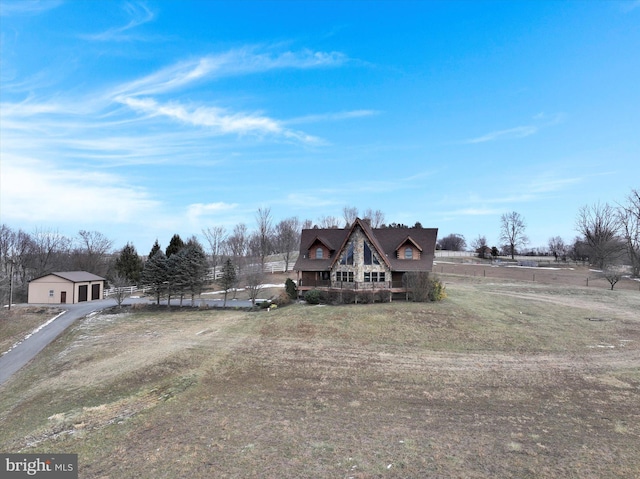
[31,271,106,283]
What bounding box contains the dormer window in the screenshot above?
[315,247,323,259]
[405,247,413,259]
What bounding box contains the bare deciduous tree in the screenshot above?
[317,216,341,229]
[617,189,640,277]
[342,206,359,227]
[226,223,248,274]
[575,202,623,269]
[471,235,489,259]
[548,236,566,261]
[108,273,131,309]
[255,207,274,269]
[500,211,528,260]
[603,266,623,290]
[363,208,386,228]
[274,217,300,272]
[439,233,466,251]
[28,228,72,277]
[74,230,113,275]
[243,270,265,307]
[202,225,227,279]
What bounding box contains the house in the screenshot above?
[293,218,438,298]
[28,271,106,304]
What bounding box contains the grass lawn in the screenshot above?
[1,276,639,478]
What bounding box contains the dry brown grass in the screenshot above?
[1,275,639,478]
[0,306,63,354]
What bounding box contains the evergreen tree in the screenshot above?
[142,250,168,305]
[148,239,161,259]
[166,234,185,257]
[183,239,209,305]
[167,249,189,306]
[114,243,144,284]
[218,259,237,307]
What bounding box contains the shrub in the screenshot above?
[285,278,298,299]
[403,272,446,302]
[428,277,447,301]
[274,290,291,306]
[304,289,322,304]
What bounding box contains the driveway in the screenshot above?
[0,297,259,387]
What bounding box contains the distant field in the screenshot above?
[1,274,639,478]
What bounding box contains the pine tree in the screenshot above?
[148,239,161,259]
[183,239,209,305]
[114,243,144,284]
[218,259,237,307]
[142,250,168,305]
[166,234,185,257]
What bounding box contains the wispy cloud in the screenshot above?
[112,48,346,97]
[464,125,538,144]
[118,96,321,143]
[102,47,350,143]
[81,1,155,41]
[0,154,160,224]
[0,0,62,16]
[285,109,379,125]
[462,112,565,144]
[186,202,239,223]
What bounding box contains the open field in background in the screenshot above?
[1,269,639,478]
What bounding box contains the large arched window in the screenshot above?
[315,247,323,259]
[405,247,413,259]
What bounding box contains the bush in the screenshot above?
[285,278,298,299]
[403,272,446,302]
[274,290,291,306]
[428,277,447,301]
[304,289,322,304]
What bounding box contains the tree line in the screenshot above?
[437,188,640,284]
[2,191,637,304]
[0,206,385,305]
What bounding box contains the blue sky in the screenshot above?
[1,0,639,253]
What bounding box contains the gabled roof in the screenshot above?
[304,235,335,252]
[395,235,423,252]
[30,271,106,283]
[329,218,392,269]
[293,218,438,273]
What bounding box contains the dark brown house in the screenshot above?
[293,218,438,297]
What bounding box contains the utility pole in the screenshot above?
[8,259,14,310]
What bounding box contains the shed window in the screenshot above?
[405,247,413,259]
[315,247,323,259]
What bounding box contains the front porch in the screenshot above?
[297,279,407,293]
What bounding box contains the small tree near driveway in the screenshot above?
[218,259,237,307]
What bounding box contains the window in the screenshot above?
[340,244,354,265]
[364,272,371,282]
[336,271,354,282]
[315,247,323,259]
[379,272,385,282]
[405,247,413,259]
[49,290,54,297]
[364,243,380,265]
